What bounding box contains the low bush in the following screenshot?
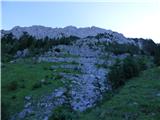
[20,84,26,89]
[108,59,125,89]
[104,42,140,55]
[11,95,17,99]
[1,102,9,120]
[49,105,76,120]
[54,48,61,52]
[7,81,18,91]
[108,56,147,89]
[32,82,42,90]
[154,45,160,66]
[54,74,63,80]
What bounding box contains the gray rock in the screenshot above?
[25,96,31,101]
[24,102,32,108]
[44,116,49,120]
[156,93,160,97]
[18,108,32,119]
[54,88,66,97]
[40,79,46,84]
[22,49,29,57]
[10,60,16,63]
[15,50,22,57]
[14,49,29,58]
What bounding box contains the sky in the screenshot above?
[1,0,160,43]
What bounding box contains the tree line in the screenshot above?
[1,32,79,62]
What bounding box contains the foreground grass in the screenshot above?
[2,59,160,120]
[1,59,78,118]
[78,67,160,120]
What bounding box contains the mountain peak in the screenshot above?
[2,25,112,39]
[64,25,77,29]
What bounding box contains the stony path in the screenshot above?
[38,44,110,112]
[12,43,110,120]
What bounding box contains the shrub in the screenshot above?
[108,59,125,89]
[11,95,17,99]
[7,81,18,91]
[1,102,9,120]
[54,74,63,80]
[108,56,144,89]
[122,56,140,79]
[103,42,140,55]
[20,84,26,89]
[154,45,160,66]
[49,105,76,120]
[54,48,61,52]
[43,67,49,70]
[136,56,148,71]
[32,82,42,90]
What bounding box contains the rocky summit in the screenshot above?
[1,26,160,120]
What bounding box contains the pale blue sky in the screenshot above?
[1,1,160,43]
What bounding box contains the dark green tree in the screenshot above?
[108,59,125,89]
[18,32,34,50]
[154,44,160,66]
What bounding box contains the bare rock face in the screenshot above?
[1,25,134,44]
[1,26,108,39]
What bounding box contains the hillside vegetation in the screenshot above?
[1,26,160,120]
[1,59,79,120]
[78,67,160,120]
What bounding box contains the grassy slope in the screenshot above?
[1,59,79,116]
[79,67,160,120]
[2,58,160,120]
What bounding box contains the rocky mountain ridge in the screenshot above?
[1,25,135,44]
[1,26,109,38]
[2,26,160,120]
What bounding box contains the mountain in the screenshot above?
[1,25,134,44]
[2,25,159,60]
[1,25,109,39]
[1,26,160,120]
